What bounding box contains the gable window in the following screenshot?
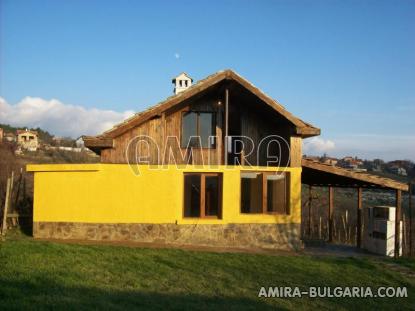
[184,173,222,218]
[181,111,216,148]
[241,172,289,214]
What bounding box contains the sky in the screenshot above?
[0,0,414,161]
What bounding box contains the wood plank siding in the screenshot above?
[86,70,321,166]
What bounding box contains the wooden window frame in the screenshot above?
[180,111,217,149]
[183,172,223,219]
[240,171,290,215]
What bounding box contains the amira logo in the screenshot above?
[125,134,291,175]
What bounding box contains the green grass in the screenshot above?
[394,258,415,271]
[0,233,414,310]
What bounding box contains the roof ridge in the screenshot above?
[88,69,320,140]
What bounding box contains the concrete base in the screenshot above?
[33,222,302,251]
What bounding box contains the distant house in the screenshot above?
[4,132,16,142]
[0,127,3,142]
[76,137,85,149]
[16,129,39,151]
[367,162,382,172]
[321,157,338,166]
[390,166,407,176]
[338,156,364,171]
[303,155,320,162]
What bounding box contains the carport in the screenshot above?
[301,158,411,258]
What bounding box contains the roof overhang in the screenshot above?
[82,136,113,155]
[302,158,409,191]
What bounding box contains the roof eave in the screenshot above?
[296,126,321,138]
[83,136,113,153]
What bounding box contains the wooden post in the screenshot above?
[328,186,334,242]
[357,187,363,248]
[161,112,166,165]
[9,171,14,206]
[409,182,413,257]
[395,189,402,258]
[216,100,223,166]
[2,178,11,235]
[240,149,245,166]
[14,168,23,208]
[308,185,312,238]
[224,88,229,165]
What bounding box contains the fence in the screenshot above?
[301,185,414,257]
[0,169,32,236]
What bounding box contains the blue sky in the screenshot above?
[1,0,414,160]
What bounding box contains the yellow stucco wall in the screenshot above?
[27,164,302,225]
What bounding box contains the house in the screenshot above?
[76,137,85,149]
[28,69,321,250]
[16,129,39,151]
[321,156,338,166]
[338,156,364,171]
[390,166,407,176]
[4,132,16,142]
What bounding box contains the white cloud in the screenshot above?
[174,52,180,59]
[303,134,415,161]
[303,137,335,155]
[0,97,134,138]
[329,134,415,161]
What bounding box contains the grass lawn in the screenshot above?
[0,232,414,310]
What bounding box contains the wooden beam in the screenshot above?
[296,126,321,137]
[224,87,229,165]
[200,175,206,218]
[1,177,11,235]
[262,173,268,214]
[395,189,402,258]
[216,100,224,166]
[308,185,312,237]
[356,187,363,248]
[161,112,166,165]
[328,186,334,242]
[83,136,113,148]
[290,136,302,167]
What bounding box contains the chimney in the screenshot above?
[172,72,193,95]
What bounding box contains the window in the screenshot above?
[181,111,215,148]
[184,173,222,218]
[241,172,263,213]
[266,174,287,213]
[184,174,201,217]
[241,172,289,214]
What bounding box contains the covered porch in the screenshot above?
[301,158,412,258]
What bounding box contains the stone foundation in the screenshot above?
[33,222,302,251]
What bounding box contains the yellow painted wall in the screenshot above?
[27,164,302,224]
